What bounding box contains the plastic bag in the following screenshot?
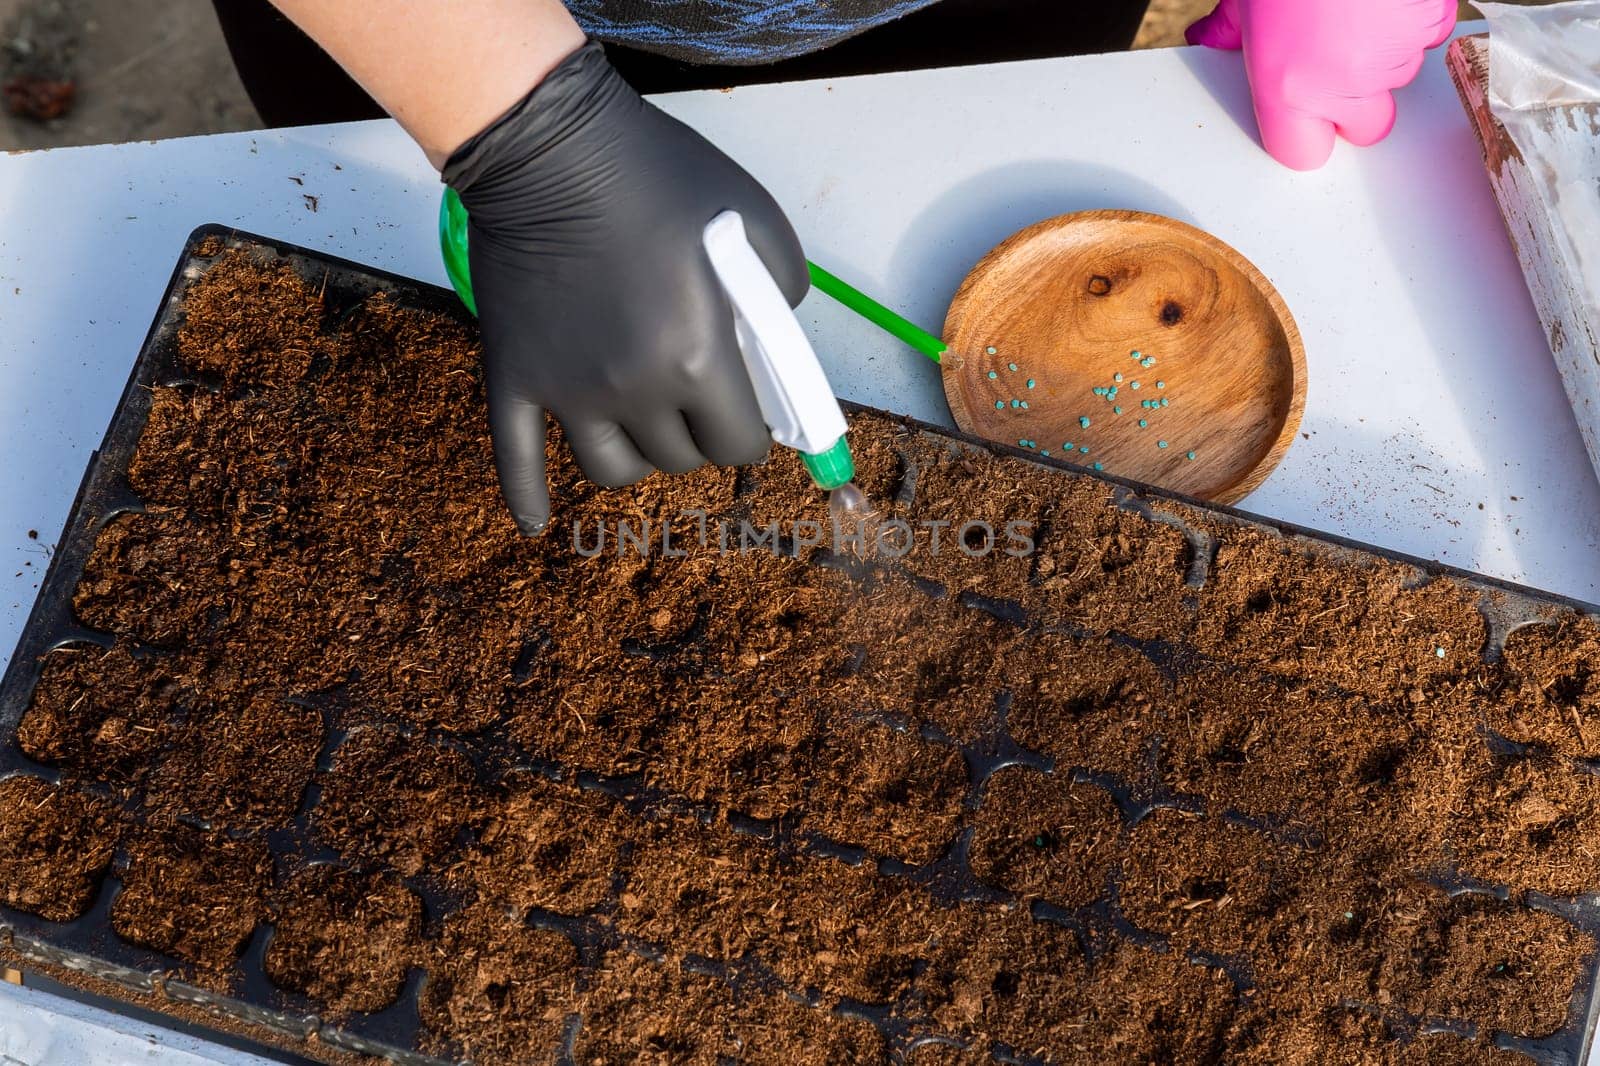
[1475,2,1600,347]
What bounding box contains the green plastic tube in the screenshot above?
[806,261,946,363]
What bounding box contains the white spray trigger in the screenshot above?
[703,211,847,456]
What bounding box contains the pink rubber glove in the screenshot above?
[1187,0,1457,170]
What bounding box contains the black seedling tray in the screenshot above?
[2,227,1599,1066]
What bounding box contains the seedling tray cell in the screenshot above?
[2,228,1600,1065]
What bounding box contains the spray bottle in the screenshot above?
[438,189,863,507]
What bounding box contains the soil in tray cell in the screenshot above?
[74,511,239,649]
[730,994,890,1065]
[800,713,968,865]
[443,772,626,917]
[643,672,824,825]
[418,902,580,1065]
[173,252,324,391]
[909,903,1087,1047]
[968,766,1121,909]
[1224,1000,1531,1065]
[1439,748,1600,898]
[503,630,743,782]
[126,382,342,534]
[1489,613,1600,758]
[613,813,957,1006]
[340,599,532,736]
[110,826,272,986]
[1119,808,1301,958]
[1416,895,1590,1038]
[1004,630,1169,780]
[18,642,195,792]
[883,439,1056,605]
[128,386,261,513]
[1190,526,1487,702]
[1022,479,1196,642]
[825,573,1023,744]
[573,949,890,1066]
[144,694,322,832]
[1085,943,1239,1063]
[0,775,119,922]
[1156,669,1420,830]
[263,863,422,1015]
[312,727,480,877]
[1246,871,1589,1044]
[571,950,739,1066]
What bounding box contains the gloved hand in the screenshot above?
[1187,0,1456,170]
[443,41,808,535]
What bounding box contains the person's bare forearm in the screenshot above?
[267,0,586,169]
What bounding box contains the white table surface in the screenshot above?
[0,981,278,1066]
[1,24,1598,1062]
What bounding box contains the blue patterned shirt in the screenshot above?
[567,0,944,63]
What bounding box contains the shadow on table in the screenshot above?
[884,159,1194,338]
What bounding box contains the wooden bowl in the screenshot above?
[942,211,1306,504]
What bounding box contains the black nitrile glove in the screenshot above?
[443,41,809,535]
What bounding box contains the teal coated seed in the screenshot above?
[995,401,1005,409]
[1158,440,1169,449]
[1079,416,1091,428]
[1020,401,1029,409]
[1160,398,1169,407]
[1041,450,1050,457]
[1114,372,1123,382]
[1027,379,1036,389]
[987,370,998,380]
[1063,442,1074,450]
[1436,647,1447,658]
[1093,462,1103,470]
[1008,362,1018,371]
[1139,419,1148,428]
[1186,450,1196,461]
[1011,400,1021,408]
[986,346,997,355]
[1114,406,1122,415]
[1157,381,1166,389]
[1079,445,1089,454]
[1019,439,1029,446]
[1130,381,1140,390]
[1131,350,1142,358]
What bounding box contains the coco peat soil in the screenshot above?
[1,233,1598,1066]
